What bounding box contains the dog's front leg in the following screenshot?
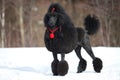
[51,53,59,75]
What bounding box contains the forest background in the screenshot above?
[0,0,120,47]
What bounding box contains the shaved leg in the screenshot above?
[75,45,87,73]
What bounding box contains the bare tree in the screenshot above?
[0,0,5,47]
[19,0,25,47]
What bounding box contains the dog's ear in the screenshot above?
[57,13,64,25]
[44,13,50,27]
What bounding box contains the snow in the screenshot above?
[0,47,120,80]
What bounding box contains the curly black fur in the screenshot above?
[51,60,59,75]
[48,3,65,14]
[77,59,87,73]
[44,3,103,76]
[93,58,103,72]
[57,60,69,76]
[84,15,100,35]
[44,3,78,53]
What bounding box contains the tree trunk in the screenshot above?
[19,0,25,47]
[1,0,5,47]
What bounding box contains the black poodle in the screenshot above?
[44,3,103,76]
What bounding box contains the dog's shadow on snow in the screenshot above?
[0,66,52,75]
[0,66,98,76]
[0,66,38,72]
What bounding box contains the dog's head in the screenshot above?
[44,12,64,30]
[44,4,64,30]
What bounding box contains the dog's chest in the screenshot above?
[45,29,78,53]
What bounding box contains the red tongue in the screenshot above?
[49,33,54,39]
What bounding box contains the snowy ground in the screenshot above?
[0,47,120,80]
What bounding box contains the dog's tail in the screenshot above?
[84,15,100,35]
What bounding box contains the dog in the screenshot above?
[44,3,103,76]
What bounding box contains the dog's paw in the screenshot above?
[77,59,87,73]
[51,60,59,75]
[93,58,103,73]
[57,60,69,76]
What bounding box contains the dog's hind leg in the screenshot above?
[75,45,87,73]
[57,54,69,76]
[51,53,59,75]
[82,34,103,72]
[82,34,96,59]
